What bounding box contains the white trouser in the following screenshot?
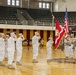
[74,47,76,56]
[64,46,73,58]
[64,46,70,57]
[5,48,8,58]
[0,49,4,62]
[33,45,38,60]
[16,49,22,62]
[69,46,73,58]
[8,49,14,65]
[47,47,52,59]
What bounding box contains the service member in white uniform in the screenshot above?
[16,33,24,65]
[46,37,53,62]
[7,32,16,69]
[32,32,40,63]
[5,34,10,60]
[69,34,74,58]
[64,35,71,58]
[0,33,5,66]
[64,34,74,58]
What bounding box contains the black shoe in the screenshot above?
[70,57,73,59]
[16,62,22,66]
[32,59,38,63]
[4,58,8,61]
[0,62,5,66]
[13,61,15,63]
[47,59,51,62]
[7,65,15,69]
[65,57,69,59]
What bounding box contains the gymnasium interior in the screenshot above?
[0,0,76,75]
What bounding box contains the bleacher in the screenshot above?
[0,6,21,25]
[53,12,76,25]
[0,6,76,26]
[20,8,52,26]
[26,9,52,26]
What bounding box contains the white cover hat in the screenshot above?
[35,31,39,35]
[0,33,4,36]
[70,34,74,37]
[10,32,15,36]
[19,33,22,36]
[48,37,52,40]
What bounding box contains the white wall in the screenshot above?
[0,24,55,30]
[54,0,76,12]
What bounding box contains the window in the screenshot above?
[46,3,49,9]
[12,0,15,5]
[16,0,19,6]
[7,0,11,5]
[7,0,20,6]
[39,2,50,9]
[43,3,46,8]
[39,2,42,8]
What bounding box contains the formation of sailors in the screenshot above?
[1,31,76,69]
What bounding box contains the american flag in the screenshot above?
[64,8,69,34]
[64,8,69,40]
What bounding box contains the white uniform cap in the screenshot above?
[6,34,9,36]
[70,34,74,37]
[10,32,15,36]
[19,33,22,36]
[48,37,52,40]
[1,33,4,36]
[35,32,39,35]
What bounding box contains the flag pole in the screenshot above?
[52,14,54,30]
[63,5,67,51]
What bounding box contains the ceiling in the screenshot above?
[31,0,56,2]
[31,0,66,2]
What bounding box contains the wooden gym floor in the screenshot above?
[1,46,76,75]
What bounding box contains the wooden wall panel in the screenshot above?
[47,31,50,41]
[43,30,47,45]
[30,30,33,39]
[3,29,7,35]
[27,30,30,46]
[40,30,43,39]
[23,30,27,38]
[1,29,55,46]
[0,29,3,33]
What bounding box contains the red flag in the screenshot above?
[55,19,65,49]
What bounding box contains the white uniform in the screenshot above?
[69,38,74,58]
[0,38,5,61]
[5,38,8,58]
[74,38,76,56]
[32,35,39,60]
[7,37,15,65]
[64,38,73,58]
[16,37,23,62]
[64,38,70,57]
[46,40,53,59]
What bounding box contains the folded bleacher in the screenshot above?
[53,12,76,25]
[0,6,21,25]
[0,6,76,26]
[20,8,52,26]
